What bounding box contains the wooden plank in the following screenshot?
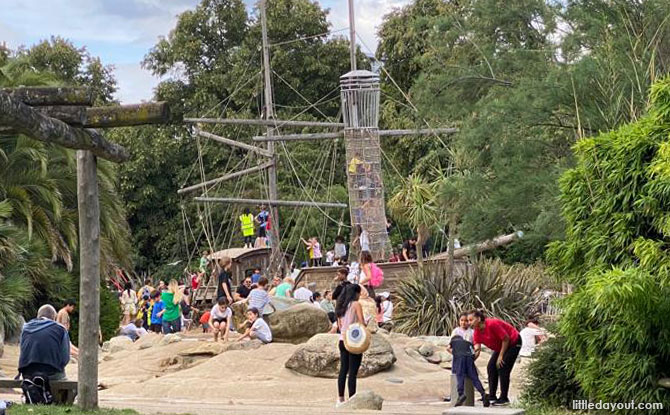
[185,117,343,128]
[177,162,273,195]
[194,128,273,158]
[76,150,101,409]
[34,105,87,125]
[1,86,93,106]
[252,128,459,142]
[195,197,347,208]
[0,91,129,163]
[85,102,170,127]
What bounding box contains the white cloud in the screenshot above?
[113,63,161,103]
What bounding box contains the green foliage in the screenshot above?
[522,336,584,408]
[7,405,138,415]
[546,76,670,414]
[394,258,547,336]
[69,287,121,345]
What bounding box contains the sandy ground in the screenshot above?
[0,331,530,414]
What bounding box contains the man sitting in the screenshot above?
[234,276,253,302]
[18,304,71,380]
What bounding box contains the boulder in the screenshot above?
[107,336,134,353]
[179,342,225,357]
[439,361,451,370]
[418,342,435,357]
[426,354,442,364]
[404,348,426,363]
[417,335,451,347]
[285,333,396,378]
[439,351,452,363]
[338,390,383,411]
[159,333,182,346]
[267,303,331,344]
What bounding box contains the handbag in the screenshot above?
[343,322,371,354]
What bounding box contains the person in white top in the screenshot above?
[379,292,393,323]
[208,297,232,342]
[519,316,547,357]
[293,283,313,302]
[353,225,370,253]
[239,307,272,343]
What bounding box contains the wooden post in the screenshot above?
[76,150,100,410]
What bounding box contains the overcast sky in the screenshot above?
[0,0,409,103]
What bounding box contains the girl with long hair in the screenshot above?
[335,284,366,406]
[160,279,184,334]
[120,281,137,325]
[358,250,376,297]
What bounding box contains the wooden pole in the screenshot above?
[194,128,273,157]
[252,128,459,142]
[85,102,170,128]
[76,150,100,410]
[2,87,93,106]
[184,117,343,128]
[195,197,347,208]
[0,91,129,162]
[260,0,282,268]
[177,162,273,195]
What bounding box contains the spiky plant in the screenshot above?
[394,257,548,336]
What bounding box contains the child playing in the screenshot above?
[149,290,164,333]
[448,312,489,407]
[247,277,273,314]
[301,237,323,267]
[325,250,335,266]
[199,310,212,333]
[209,297,232,342]
[238,307,272,344]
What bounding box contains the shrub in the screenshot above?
[522,336,584,408]
[69,285,121,345]
[394,258,548,336]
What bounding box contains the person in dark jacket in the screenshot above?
[18,304,70,380]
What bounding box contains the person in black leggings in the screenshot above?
[335,284,366,405]
[468,309,521,406]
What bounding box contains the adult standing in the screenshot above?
[160,280,183,334]
[353,225,370,253]
[217,257,233,304]
[469,310,521,406]
[120,282,137,325]
[56,300,76,332]
[240,208,255,248]
[358,251,376,297]
[334,235,347,263]
[335,284,366,406]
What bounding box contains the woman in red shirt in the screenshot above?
[468,309,521,406]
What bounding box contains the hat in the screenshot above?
[380,291,390,299]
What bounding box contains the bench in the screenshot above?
[0,378,78,404]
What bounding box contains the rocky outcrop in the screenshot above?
[404,337,453,367]
[178,342,225,357]
[338,390,384,411]
[285,333,396,378]
[267,303,331,344]
[105,336,134,353]
[158,333,182,346]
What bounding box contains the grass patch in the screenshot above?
[7,406,139,415]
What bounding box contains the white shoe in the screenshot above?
[335,399,345,408]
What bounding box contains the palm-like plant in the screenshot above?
[388,175,439,264]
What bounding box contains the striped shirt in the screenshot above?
[248,288,271,312]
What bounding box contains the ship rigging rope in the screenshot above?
[269,27,349,48]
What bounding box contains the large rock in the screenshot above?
[107,336,134,353]
[159,333,182,346]
[338,390,383,411]
[221,339,263,352]
[285,333,396,378]
[267,303,331,344]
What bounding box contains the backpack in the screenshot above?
[21,374,53,405]
[369,263,384,287]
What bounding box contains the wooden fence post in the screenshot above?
[76,150,100,409]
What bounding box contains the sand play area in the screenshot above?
[0,329,530,414]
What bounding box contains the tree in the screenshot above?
[388,175,439,265]
[542,76,670,414]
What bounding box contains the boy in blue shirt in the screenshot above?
[149,290,164,333]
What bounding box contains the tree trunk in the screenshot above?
[76,150,100,410]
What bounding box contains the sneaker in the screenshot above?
[454,394,467,407]
[442,396,451,402]
[492,398,510,406]
[335,399,345,408]
[482,394,490,407]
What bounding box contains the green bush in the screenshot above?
[394,258,548,336]
[522,336,584,408]
[69,286,121,345]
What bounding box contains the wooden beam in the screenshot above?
[76,150,100,409]
[0,91,129,162]
[185,117,343,128]
[195,197,347,208]
[194,128,273,158]
[252,128,459,142]
[85,102,170,128]
[177,162,273,195]
[431,231,524,261]
[2,87,93,106]
[34,105,87,125]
